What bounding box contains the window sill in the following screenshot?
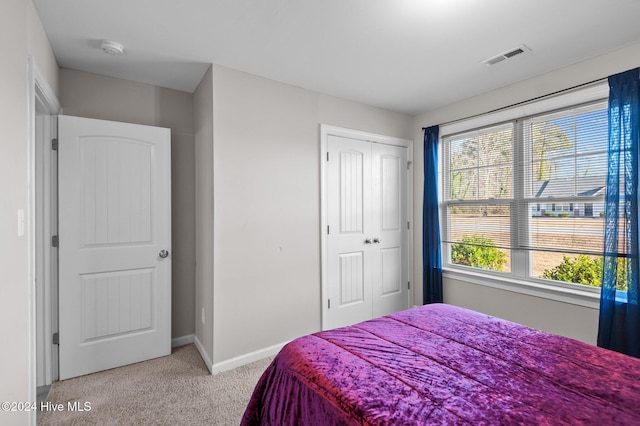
[442,266,601,310]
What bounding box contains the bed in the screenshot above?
[241,303,640,425]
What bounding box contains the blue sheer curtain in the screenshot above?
[597,68,640,357]
[423,126,443,304]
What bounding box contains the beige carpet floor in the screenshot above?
[38,344,272,425]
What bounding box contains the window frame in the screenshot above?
[439,82,609,307]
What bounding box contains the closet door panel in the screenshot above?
[372,144,408,318]
[326,136,373,329]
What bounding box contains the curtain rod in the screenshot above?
[421,77,608,130]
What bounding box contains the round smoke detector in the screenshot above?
[100,40,124,56]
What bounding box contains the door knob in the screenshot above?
[159,250,170,259]
[373,238,381,244]
[365,238,372,244]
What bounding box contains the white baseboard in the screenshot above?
[191,335,287,375]
[171,334,194,348]
[193,335,213,374]
[210,341,288,375]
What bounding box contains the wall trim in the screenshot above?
[443,268,601,310]
[210,341,287,375]
[193,335,213,374]
[28,56,61,426]
[194,335,285,376]
[171,334,194,348]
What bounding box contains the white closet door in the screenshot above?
[326,136,373,329]
[371,143,408,318]
[326,135,408,329]
[58,115,172,380]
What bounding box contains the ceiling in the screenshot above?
[33,0,640,116]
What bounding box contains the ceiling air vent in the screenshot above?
[482,44,530,67]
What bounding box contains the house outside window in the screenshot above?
[442,88,610,292]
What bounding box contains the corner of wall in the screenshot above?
[192,65,215,367]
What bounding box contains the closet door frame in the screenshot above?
[320,124,414,330]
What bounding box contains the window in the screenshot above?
[442,94,610,291]
[445,123,513,273]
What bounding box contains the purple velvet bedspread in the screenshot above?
[241,304,640,425]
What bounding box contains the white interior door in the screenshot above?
[325,134,409,329]
[58,115,171,380]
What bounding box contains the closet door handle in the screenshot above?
[373,238,381,244]
[365,238,373,244]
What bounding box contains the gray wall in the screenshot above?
[197,64,414,366]
[193,66,215,365]
[1,0,59,424]
[59,68,196,340]
[412,41,640,344]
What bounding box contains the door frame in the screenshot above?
[28,57,61,425]
[320,124,414,330]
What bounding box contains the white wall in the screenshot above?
[0,0,58,424]
[59,68,197,340]
[412,41,640,344]
[205,65,413,365]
